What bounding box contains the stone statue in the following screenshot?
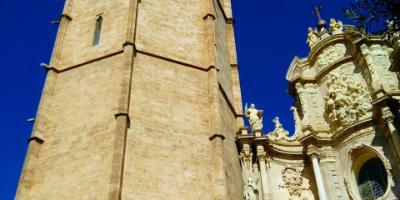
[245,103,263,131]
[291,107,303,137]
[306,27,319,48]
[270,117,289,141]
[243,177,258,200]
[329,18,343,34]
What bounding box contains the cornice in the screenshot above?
[331,117,374,142]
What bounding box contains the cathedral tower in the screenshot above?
[16,0,244,199]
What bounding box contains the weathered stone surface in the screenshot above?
[16,0,243,199]
[239,26,400,200]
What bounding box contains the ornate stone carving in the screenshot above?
[295,83,310,125]
[256,145,267,161]
[329,18,343,34]
[240,144,253,172]
[348,143,393,178]
[306,144,321,159]
[268,117,290,141]
[243,176,259,200]
[320,146,336,162]
[307,27,320,48]
[245,103,264,132]
[345,144,394,199]
[242,162,262,200]
[324,72,372,129]
[317,43,346,67]
[279,167,309,200]
[361,44,398,93]
[291,107,303,138]
[319,26,331,39]
[241,145,261,200]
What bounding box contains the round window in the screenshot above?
[357,158,388,200]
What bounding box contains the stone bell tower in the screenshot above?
[16,0,244,199]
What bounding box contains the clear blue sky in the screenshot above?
[0,0,352,199]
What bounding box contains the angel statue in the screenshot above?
[330,18,344,34]
[271,117,289,141]
[306,27,319,48]
[245,103,263,131]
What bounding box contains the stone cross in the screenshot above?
[313,5,327,31]
[313,6,323,22]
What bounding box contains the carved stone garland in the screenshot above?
[279,167,309,200]
[324,72,372,129]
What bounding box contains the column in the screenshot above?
[384,115,400,161]
[257,145,270,200]
[307,145,327,200]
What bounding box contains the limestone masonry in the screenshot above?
[16,0,400,200]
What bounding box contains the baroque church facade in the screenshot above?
[15,0,400,200]
[240,18,400,200]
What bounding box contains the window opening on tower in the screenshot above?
[93,15,103,46]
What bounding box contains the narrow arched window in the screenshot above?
[93,16,103,46]
[357,158,388,200]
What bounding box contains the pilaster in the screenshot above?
[256,145,271,200]
[49,0,73,67]
[382,111,400,164]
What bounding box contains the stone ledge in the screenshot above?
[209,134,225,141]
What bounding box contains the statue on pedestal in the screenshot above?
[270,117,289,141]
[306,27,320,48]
[245,103,263,132]
[329,18,344,34]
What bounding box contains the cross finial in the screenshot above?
[313,6,322,21]
[313,5,326,30]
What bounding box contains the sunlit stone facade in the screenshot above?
[15,0,400,199]
[16,0,244,199]
[238,21,400,200]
